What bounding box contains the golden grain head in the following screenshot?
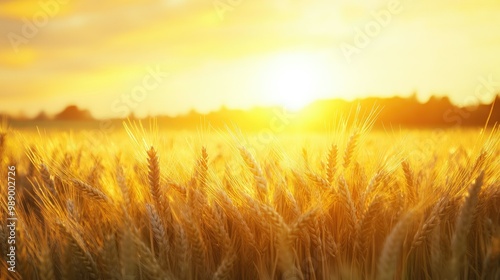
[1,125,498,280]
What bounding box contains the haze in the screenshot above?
[1,0,499,118]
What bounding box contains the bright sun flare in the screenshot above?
[260,52,331,110]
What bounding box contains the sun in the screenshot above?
[260,52,332,111]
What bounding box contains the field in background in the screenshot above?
[0,123,499,279]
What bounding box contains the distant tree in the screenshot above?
[15,111,29,121]
[127,112,137,120]
[54,105,93,121]
[34,111,50,121]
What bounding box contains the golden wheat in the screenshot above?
[0,125,498,280]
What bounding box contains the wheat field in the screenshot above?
[0,122,499,280]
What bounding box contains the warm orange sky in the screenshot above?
[1,0,500,118]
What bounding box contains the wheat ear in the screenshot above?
[411,198,446,250]
[182,212,208,274]
[197,146,209,188]
[343,130,359,169]
[146,203,169,259]
[131,233,168,279]
[72,179,109,202]
[239,146,267,199]
[402,160,417,203]
[213,251,237,280]
[377,212,413,280]
[326,144,338,184]
[40,163,57,195]
[482,231,500,280]
[289,207,320,240]
[147,146,162,200]
[449,172,484,279]
[101,234,121,280]
[339,176,358,233]
[37,245,55,280]
[116,165,130,208]
[307,172,330,190]
[58,221,100,280]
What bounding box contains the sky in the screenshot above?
[1,0,500,118]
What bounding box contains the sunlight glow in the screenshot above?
[260,52,332,111]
